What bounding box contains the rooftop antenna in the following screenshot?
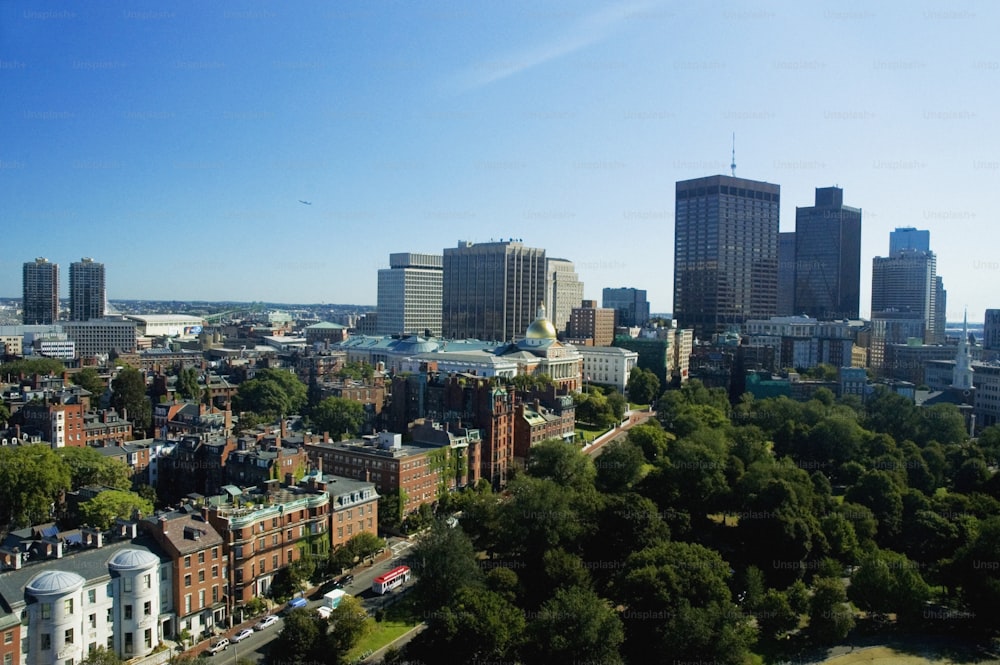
[730,132,736,177]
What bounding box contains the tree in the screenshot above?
[845,470,903,543]
[337,361,375,381]
[71,367,106,397]
[627,421,672,462]
[618,540,754,665]
[410,518,484,612]
[235,368,307,419]
[0,357,65,381]
[755,589,800,642]
[176,366,202,401]
[0,445,72,529]
[80,646,123,665]
[310,396,366,439]
[526,586,624,665]
[808,577,854,644]
[848,548,930,624]
[420,586,526,663]
[270,553,317,601]
[526,438,597,494]
[626,366,660,405]
[79,490,154,530]
[111,366,151,435]
[56,446,131,490]
[326,594,372,658]
[274,608,325,665]
[594,438,647,493]
[950,515,1000,626]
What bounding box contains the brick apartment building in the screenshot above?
[140,510,227,640]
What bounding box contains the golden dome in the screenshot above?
[525,304,557,339]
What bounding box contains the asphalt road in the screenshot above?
[201,538,417,664]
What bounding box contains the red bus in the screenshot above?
[372,565,410,594]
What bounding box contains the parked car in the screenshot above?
[341,574,354,585]
[254,615,279,631]
[208,638,229,655]
[232,628,254,643]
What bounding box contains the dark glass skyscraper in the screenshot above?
[777,232,796,316]
[442,240,547,342]
[793,187,862,320]
[22,257,59,325]
[673,175,780,340]
[70,257,106,321]
[601,287,650,327]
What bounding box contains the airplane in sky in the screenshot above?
[299,200,312,205]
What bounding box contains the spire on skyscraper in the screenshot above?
[730,133,736,177]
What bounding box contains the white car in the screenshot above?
[232,628,254,643]
[254,615,279,631]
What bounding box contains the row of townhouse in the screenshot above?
[0,472,378,665]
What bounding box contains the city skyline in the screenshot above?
[2,1,998,319]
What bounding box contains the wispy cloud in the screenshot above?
[453,1,664,92]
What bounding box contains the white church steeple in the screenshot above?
[952,309,974,391]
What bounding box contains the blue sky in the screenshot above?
[2,0,997,320]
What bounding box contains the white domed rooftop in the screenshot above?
[109,549,160,571]
[26,570,85,596]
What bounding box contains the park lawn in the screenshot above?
[575,422,611,444]
[345,595,420,661]
[820,645,948,664]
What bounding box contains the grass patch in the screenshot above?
[345,594,420,661]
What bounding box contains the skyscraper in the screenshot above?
[889,227,930,256]
[777,232,796,316]
[602,287,650,327]
[985,309,1000,351]
[793,187,862,320]
[673,174,780,340]
[546,258,584,335]
[22,257,59,325]
[442,240,546,342]
[376,253,443,337]
[69,257,106,321]
[871,228,942,344]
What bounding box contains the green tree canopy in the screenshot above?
[111,366,152,435]
[526,586,624,665]
[0,357,65,381]
[309,396,366,439]
[526,438,597,494]
[0,445,71,529]
[79,490,154,530]
[175,366,202,401]
[274,607,325,665]
[618,540,754,665]
[626,366,660,405]
[848,548,930,624]
[235,368,308,419]
[56,446,131,490]
[71,367,106,397]
[808,577,855,644]
[409,518,484,612]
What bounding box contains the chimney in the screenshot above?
[224,403,232,435]
[54,541,64,559]
[323,431,330,443]
[280,418,288,439]
[317,455,323,475]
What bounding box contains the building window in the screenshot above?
[65,628,74,645]
[124,605,132,621]
[2,631,10,645]
[184,574,191,587]
[212,565,218,578]
[144,601,151,617]
[144,628,152,649]
[144,573,151,589]
[125,633,133,653]
[4,654,11,665]
[123,577,132,593]
[184,556,191,568]
[198,570,205,583]
[198,552,205,564]
[184,595,191,614]
[41,634,51,650]
[88,614,96,629]
[198,590,205,609]
[41,603,51,620]
[88,589,96,604]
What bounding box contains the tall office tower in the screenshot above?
[546,258,584,335]
[22,257,59,325]
[776,232,796,316]
[889,227,930,256]
[871,242,939,344]
[602,287,651,327]
[985,309,1000,351]
[793,187,862,320]
[442,240,546,342]
[69,257,105,321]
[934,276,947,343]
[376,253,443,337]
[673,175,780,340]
